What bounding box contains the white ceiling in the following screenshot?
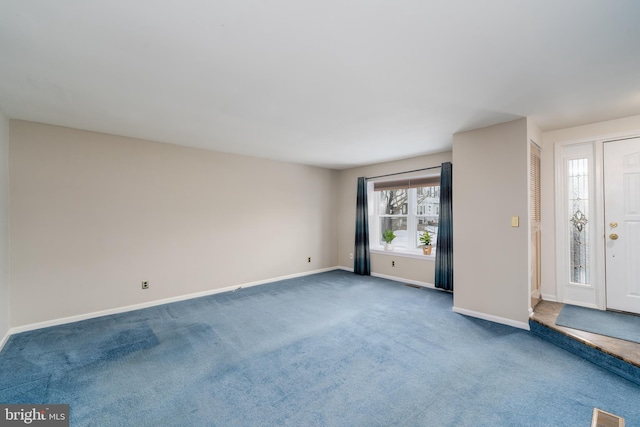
[1,1,640,169]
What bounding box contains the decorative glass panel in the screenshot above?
[568,158,589,284]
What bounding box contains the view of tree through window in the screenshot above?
[374,184,440,250]
[379,189,408,247]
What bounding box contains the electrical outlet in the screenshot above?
[392,260,395,267]
[141,280,149,289]
[307,256,311,263]
[349,253,353,260]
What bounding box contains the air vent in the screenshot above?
[592,408,624,427]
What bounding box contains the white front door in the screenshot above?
[604,137,640,314]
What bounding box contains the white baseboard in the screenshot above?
[452,306,530,331]
[0,330,10,353]
[541,293,557,302]
[370,272,438,290]
[8,267,340,336]
[337,266,440,291]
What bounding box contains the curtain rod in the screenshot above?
[366,165,441,180]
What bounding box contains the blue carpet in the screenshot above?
[556,304,640,345]
[1,270,640,426]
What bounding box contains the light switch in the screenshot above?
[511,216,519,227]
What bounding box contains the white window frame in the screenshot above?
[368,175,440,259]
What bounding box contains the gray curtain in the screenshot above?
[435,162,453,291]
[354,177,370,275]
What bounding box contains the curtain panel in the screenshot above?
[435,162,453,291]
[354,177,371,275]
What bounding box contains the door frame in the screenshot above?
[554,130,640,310]
[554,139,605,309]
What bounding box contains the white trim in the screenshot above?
[370,272,438,290]
[593,140,606,310]
[8,267,339,335]
[552,132,640,310]
[337,266,439,290]
[0,331,10,352]
[528,140,542,319]
[452,306,531,331]
[548,129,640,304]
[369,174,441,253]
[554,141,601,308]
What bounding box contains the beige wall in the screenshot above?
[9,121,338,327]
[337,152,452,285]
[540,114,640,301]
[452,118,530,326]
[8,112,640,331]
[0,111,9,342]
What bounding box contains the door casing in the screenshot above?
[555,132,640,310]
[555,140,605,309]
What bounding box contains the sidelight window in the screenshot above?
[568,158,590,284]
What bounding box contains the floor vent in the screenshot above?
[592,408,625,427]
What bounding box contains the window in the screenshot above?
[567,157,590,284]
[369,176,440,253]
[555,141,603,309]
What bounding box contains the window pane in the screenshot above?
[416,186,440,248]
[416,186,439,215]
[379,190,408,215]
[379,217,407,247]
[568,158,589,284]
[417,216,438,247]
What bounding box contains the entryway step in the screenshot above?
[529,301,640,387]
